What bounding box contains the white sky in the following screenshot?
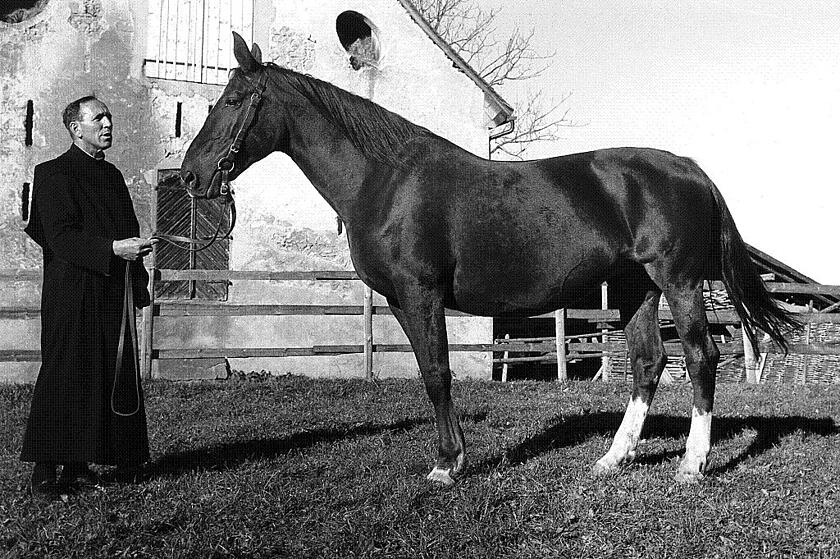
[489,0,840,283]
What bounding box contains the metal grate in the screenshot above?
[144,0,254,85]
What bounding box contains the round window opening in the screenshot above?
[336,11,380,70]
[1,0,48,24]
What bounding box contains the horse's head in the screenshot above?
[181,32,282,199]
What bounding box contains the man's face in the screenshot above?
[71,99,113,154]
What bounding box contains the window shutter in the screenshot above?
[155,169,230,300]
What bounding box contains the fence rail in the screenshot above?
[3,268,840,383]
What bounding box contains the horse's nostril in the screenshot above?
[182,171,196,187]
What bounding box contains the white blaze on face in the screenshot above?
[595,397,650,471]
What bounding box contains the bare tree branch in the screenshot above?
[414,0,576,159]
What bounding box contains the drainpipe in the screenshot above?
[488,119,515,160]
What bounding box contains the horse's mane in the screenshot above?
[265,64,433,167]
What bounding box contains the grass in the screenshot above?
[1,375,839,558]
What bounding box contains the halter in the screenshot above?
[153,69,268,253]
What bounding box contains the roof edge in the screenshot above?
[746,243,818,284]
[396,0,514,126]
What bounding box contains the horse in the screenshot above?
[180,32,799,485]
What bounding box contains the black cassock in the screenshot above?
[21,144,150,466]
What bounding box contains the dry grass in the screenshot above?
[1,376,839,558]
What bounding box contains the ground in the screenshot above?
[1,376,839,558]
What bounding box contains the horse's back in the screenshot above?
[438,146,717,313]
[361,141,719,315]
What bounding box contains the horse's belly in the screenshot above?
[450,256,606,317]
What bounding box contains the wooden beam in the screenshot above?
[158,269,360,281]
[0,269,41,281]
[0,350,41,362]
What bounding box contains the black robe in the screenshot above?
[21,144,150,466]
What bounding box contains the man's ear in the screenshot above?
[68,122,81,139]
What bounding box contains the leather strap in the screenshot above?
[112,262,141,417]
[151,197,236,252]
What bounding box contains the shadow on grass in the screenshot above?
[145,411,487,479]
[473,411,837,476]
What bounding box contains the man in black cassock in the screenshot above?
[21,96,157,499]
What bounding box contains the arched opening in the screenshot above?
[336,11,380,70]
[1,0,48,24]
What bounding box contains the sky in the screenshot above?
[487,0,840,283]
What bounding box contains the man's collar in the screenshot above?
[70,143,105,160]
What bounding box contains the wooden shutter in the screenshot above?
[155,169,229,300]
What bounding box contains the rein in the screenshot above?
[150,197,236,252]
[111,68,270,414]
[112,263,141,416]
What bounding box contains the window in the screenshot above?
[155,169,229,300]
[144,0,254,85]
[1,0,48,24]
[336,11,380,70]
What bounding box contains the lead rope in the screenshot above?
[112,262,141,417]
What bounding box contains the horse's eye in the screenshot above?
[224,98,241,107]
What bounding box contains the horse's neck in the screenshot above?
[284,112,370,219]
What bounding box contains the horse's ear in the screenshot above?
[232,31,258,72]
[251,42,263,65]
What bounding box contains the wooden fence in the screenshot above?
[3,268,840,383]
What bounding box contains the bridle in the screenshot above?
[152,69,270,253]
[215,69,269,198]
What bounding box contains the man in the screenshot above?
[21,96,156,499]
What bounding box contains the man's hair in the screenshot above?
[62,95,99,132]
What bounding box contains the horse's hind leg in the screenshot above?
[388,291,465,487]
[663,284,720,483]
[594,287,667,474]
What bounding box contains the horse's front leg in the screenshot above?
[388,290,465,487]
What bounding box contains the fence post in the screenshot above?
[800,300,813,384]
[501,333,510,382]
[141,265,156,379]
[555,308,567,382]
[743,327,758,384]
[363,285,373,380]
[601,282,610,382]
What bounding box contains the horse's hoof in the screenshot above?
[426,466,456,487]
[675,455,707,483]
[591,459,613,476]
[674,469,704,484]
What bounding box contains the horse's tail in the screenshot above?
[708,182,801,353]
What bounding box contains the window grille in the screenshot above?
[144,0,254,85]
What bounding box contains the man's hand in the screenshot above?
[112,237,157,261]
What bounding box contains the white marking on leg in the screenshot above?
[427,466,456,487]
[676,406,712,483]
[593,397,649,474]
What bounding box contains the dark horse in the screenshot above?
[181,33,798,485]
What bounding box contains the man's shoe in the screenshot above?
[113,464,144,484]
[30,479,65,502]
[29,462,62,502]
[59,462,102,488]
